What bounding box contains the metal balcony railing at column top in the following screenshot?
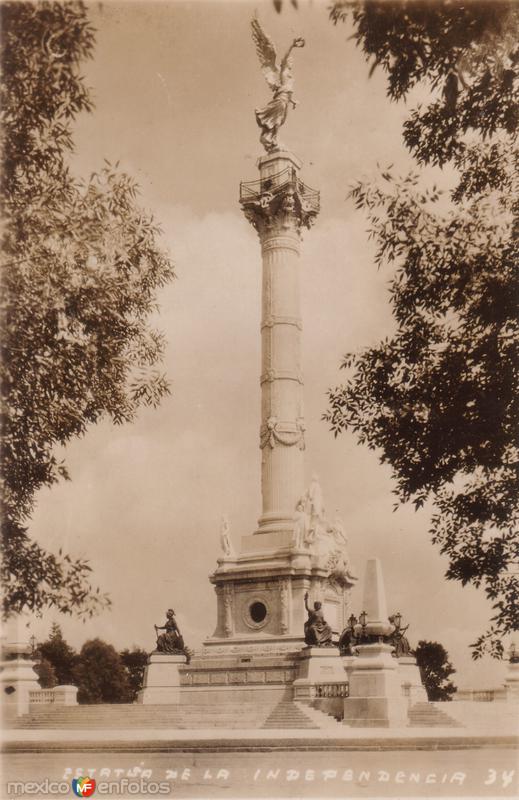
[240,167,320,215]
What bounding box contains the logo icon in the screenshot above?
[71,777,96,797]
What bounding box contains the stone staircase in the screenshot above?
[16,700,465,731]
[261,701,323,729]
[14,702,273,730]
[14,699,340,731]
[293,701,343,728]
[408,702,463,728]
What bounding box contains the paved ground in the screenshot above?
[4,723,518,749]
[3,747,518,798]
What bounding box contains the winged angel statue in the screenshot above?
[251,17,305,153]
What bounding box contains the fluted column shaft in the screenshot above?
[259,222,304,530]
[241,150,319,535]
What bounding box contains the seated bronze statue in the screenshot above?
[304,592,333,647]
[155,608,191,663]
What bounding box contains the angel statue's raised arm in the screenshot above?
[251,16,305,153]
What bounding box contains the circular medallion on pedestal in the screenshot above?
[242,596,270,630]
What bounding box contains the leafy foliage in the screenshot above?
[37,623,78,685]
[34,658,58,689]
[326,1,519,657]
[35,627,148,700]
[271,0,298,12]
[120,647,149,701]
[415,640,457,701]
[73,638,132,704]
[1,2,174,618]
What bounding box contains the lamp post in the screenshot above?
[358,610,368,642]
[392,612,402,630]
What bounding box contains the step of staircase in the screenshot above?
[408,702,463,728]
[261,701,321,730]
[293,702,342,728]
[14,702,276,730]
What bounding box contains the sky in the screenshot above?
[19,0,510,689]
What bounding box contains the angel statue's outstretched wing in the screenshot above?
[251,16,280,91]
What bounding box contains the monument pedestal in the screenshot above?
[343,643,408,727]
[398,655,427,704]
[137,653,186,705]
[504,660,519,700]
[342,560,409,728]
[293,646,348,718]
[1,628,41,717]
[293,646,345,699]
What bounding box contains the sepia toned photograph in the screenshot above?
[1,1,518,798]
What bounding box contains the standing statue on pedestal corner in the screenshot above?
[154,608,191,664]
[305,472,326,542]
[293,497,309,548]
[304,592,333,647]
[219,515,235,558]
[251,16,305,153]
[329,513,348,546]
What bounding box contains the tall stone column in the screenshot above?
[241,150,319,536]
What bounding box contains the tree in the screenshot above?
[120,647,148,701]
[35,658,58,689]
[415,640,457,701]
[73,638,132,704]
[1,2,174,618]
[37,623,78,686]
[326,1,518,657]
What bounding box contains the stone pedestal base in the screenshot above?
[344,696,408,728]
[1,654,41,717]
[343,643,408,728]
[293,646,346,702]
[137,653,186,705]
[398,656,427,703]
[505,661,519,700]
[52,685,79,705]
[178,639,301,705]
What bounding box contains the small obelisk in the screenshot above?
[362,557,390,630]
[343,558,408,727]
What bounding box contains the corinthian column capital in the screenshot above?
[241,181,319,235]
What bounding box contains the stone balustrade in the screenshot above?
[294,680,348,701]
[29,685,78,706]
[314,682,349,699]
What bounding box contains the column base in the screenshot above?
[255,512,297,537]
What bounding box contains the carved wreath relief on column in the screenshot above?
[260,415,306,451]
